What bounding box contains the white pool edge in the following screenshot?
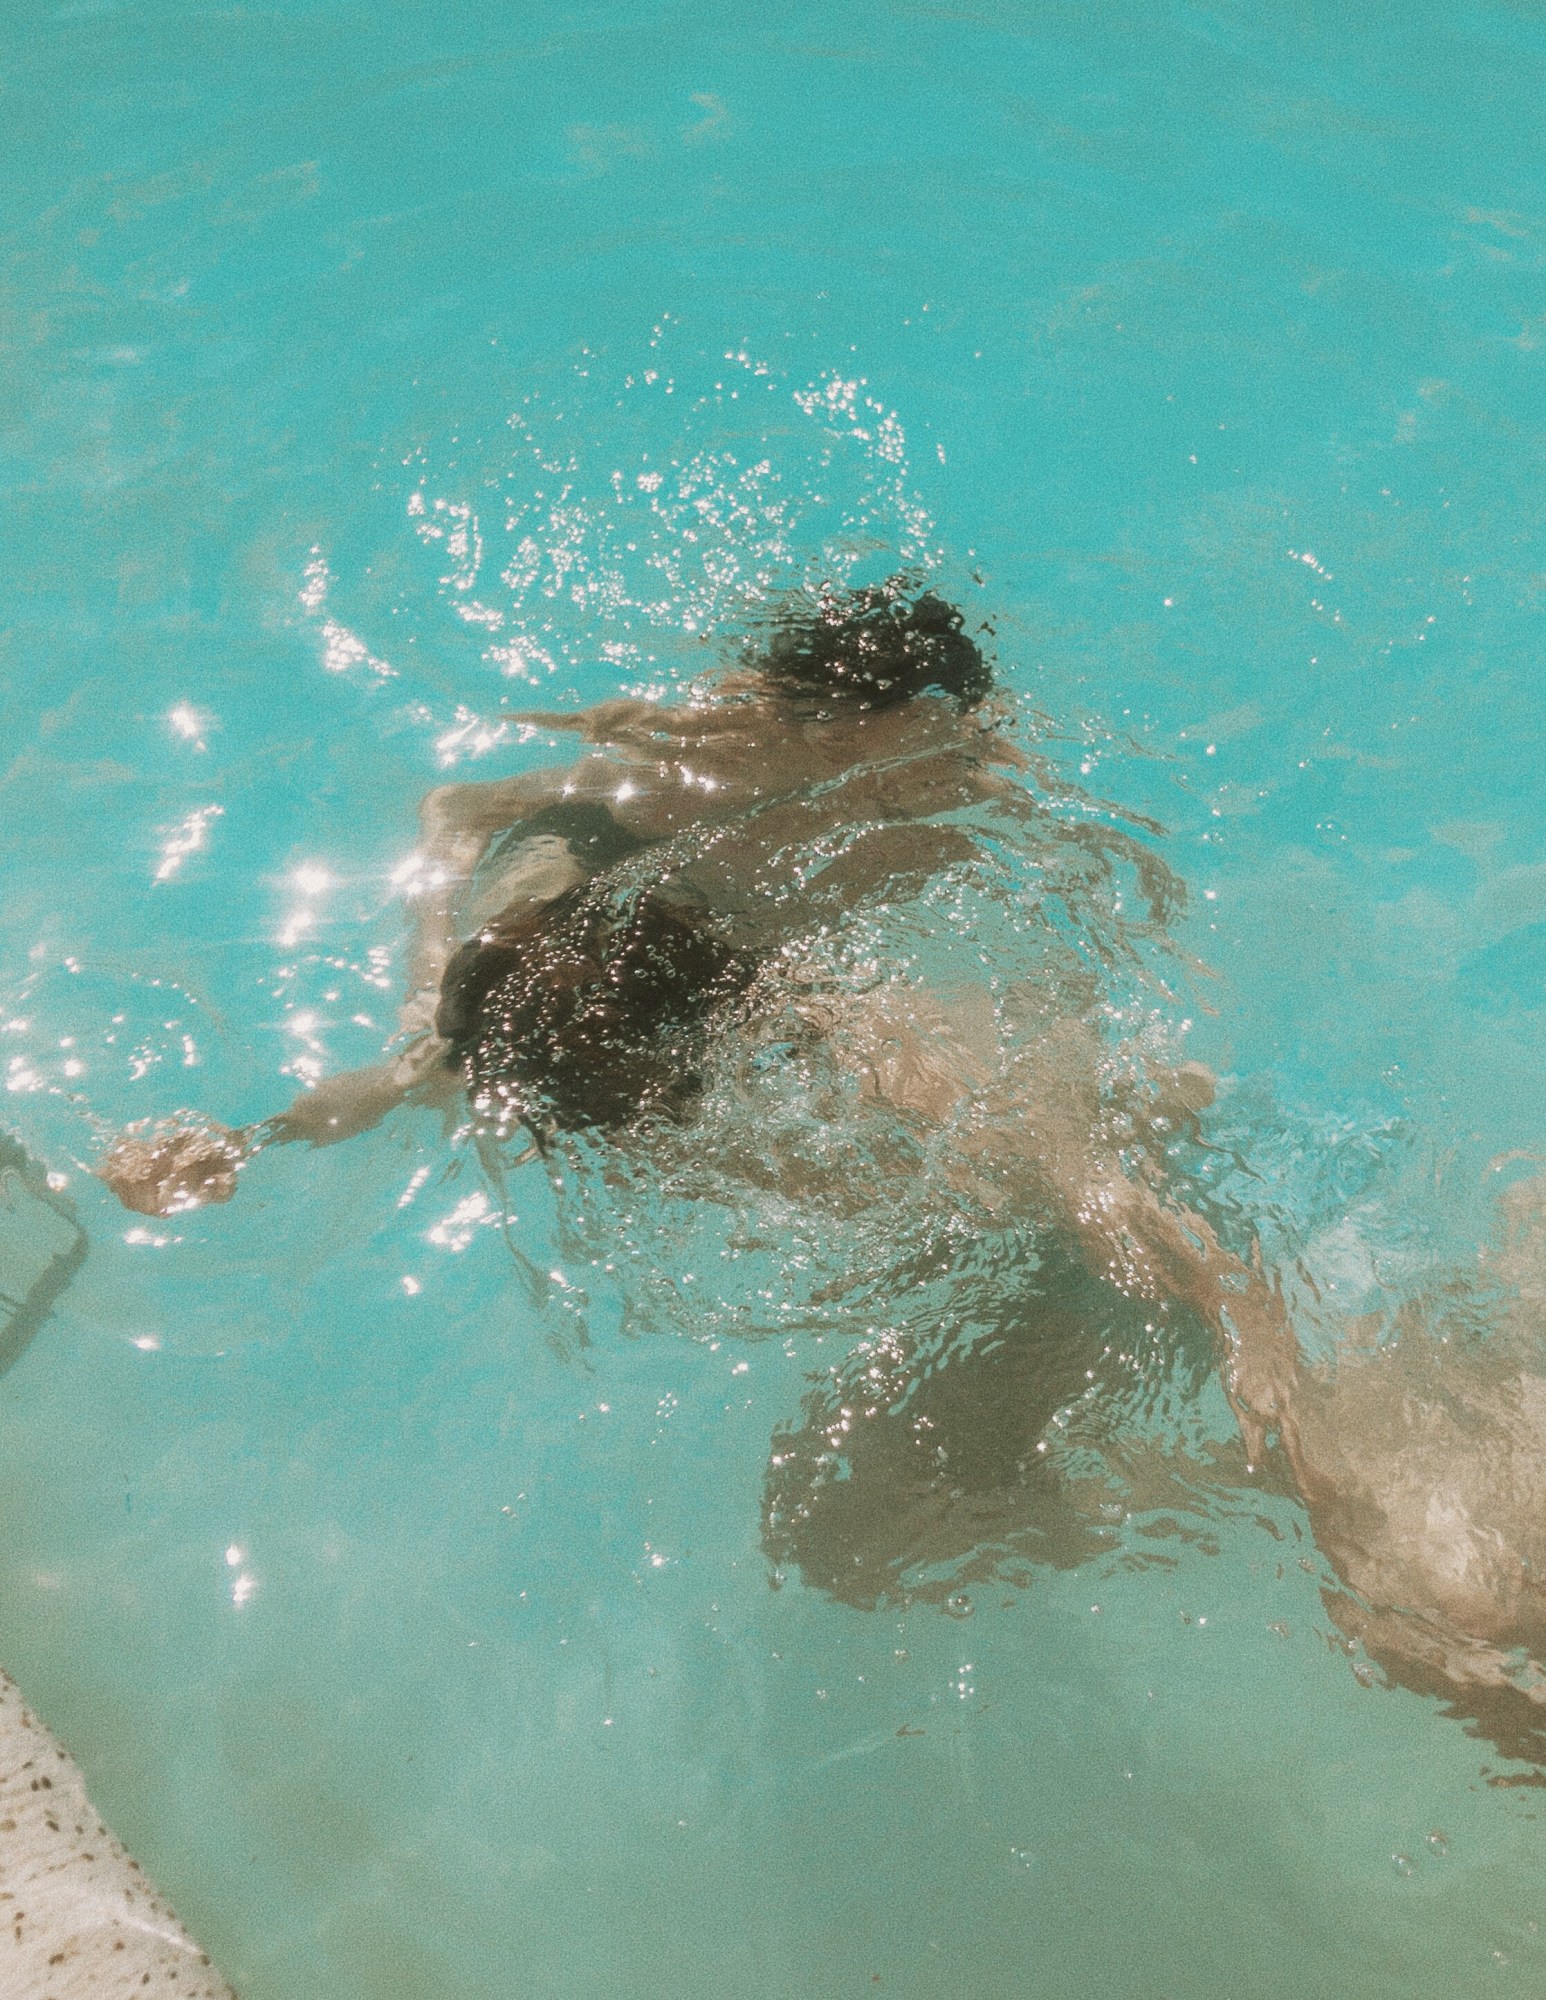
[0,1667,238,1999]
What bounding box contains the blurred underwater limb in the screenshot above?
[1234,1169,1546,1773]
[765,1152,1546,1774]
[762,1238,1216,1611]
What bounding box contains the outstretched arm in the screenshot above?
[96,1034,459,1217]
[98,767,585,1217]
[499,697,669,744]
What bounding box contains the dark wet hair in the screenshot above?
[436,885,760,1134]
[757,580,992,711]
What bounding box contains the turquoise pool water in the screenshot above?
[4,0,1546,1992]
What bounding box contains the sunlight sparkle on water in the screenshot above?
[166,702,211,749]
[154,805,223,883]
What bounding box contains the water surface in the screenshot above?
[3,0,1546,1992]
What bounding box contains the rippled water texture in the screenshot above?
[3,0,1546,1993]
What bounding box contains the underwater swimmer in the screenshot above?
[98,569,1546,1754]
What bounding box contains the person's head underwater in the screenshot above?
[754,578,993,712]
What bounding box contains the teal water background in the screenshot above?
[3,0,1546,1992]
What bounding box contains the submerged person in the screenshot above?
[100,574,1546,1762]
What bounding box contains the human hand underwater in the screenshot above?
[96,1116,249,1217]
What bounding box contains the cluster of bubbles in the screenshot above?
[388,324,948,739]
